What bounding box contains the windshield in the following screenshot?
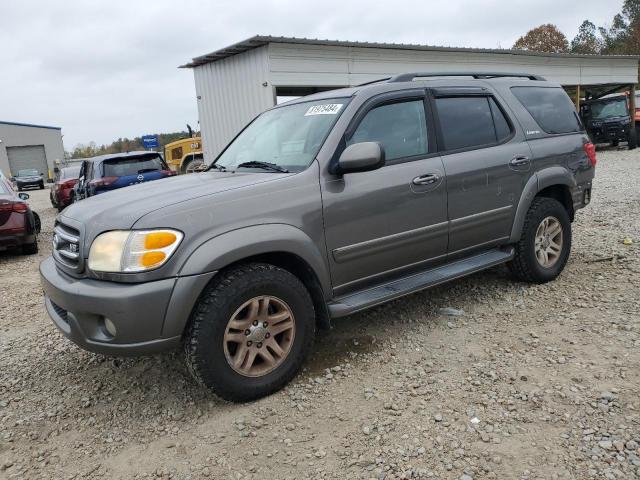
[18,169,39,177]
[103,155,166,177]
[61,165,81,179]
[590,99,628,120]
[213,99,347,172]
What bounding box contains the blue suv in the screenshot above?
[74,151,175,201]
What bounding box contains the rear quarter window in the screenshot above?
[511,86,582,134]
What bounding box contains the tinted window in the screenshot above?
[348,100,428,161]
[103,155,166,177]
[511,86,581,134]
[490,98,511,142]
[436,97,498,150]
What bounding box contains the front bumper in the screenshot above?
[39,256,216,356]
[17,180,43,188]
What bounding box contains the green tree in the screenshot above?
[69,130,198,159]
[600,0,640,54]
[513,24,569,53]
[571,20,603,54]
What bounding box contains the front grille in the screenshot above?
[52,221,82,271]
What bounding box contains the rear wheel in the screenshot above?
[22,240,38,255]
[628,127,637,150]
[509,197,571,284]
[182,156,205,174]
[184,263,315,402]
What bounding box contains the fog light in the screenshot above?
[104,318,117,337]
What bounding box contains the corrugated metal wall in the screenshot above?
[267,43,639,87]
[193,46,273,162]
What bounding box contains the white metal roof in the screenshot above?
[182,35,640,68]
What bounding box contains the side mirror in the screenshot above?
[18,193,29,200]
[337,142,385,174]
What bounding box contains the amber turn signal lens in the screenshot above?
[144,232,177,250]
[140,251,166,267]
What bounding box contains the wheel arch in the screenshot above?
[178,224,333,330]
[509,167,576,243]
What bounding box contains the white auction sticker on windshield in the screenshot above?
[304,104,343,116]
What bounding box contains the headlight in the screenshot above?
[88,229,183,273]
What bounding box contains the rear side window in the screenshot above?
[103,155,166,177]
[511,86,582,134]
[436,96,511,150]
[348,99,428,161]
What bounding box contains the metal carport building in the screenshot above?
[181,35,640,162]
[0,121,65,180]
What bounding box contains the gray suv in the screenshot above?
[41,72,595,401]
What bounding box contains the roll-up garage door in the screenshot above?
[7,145,47,176]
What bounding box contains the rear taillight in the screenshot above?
[160,170,176,176]
[0,201,28,213]
[90,176,118,188]
[584,142,597,167]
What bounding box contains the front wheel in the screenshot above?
[39,182,44,189]
[509,197,571,284]
[184,263,315,402]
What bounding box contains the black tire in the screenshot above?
[184,263,315,402]
[509,197,571,284]
[39,182,44,189]
[628,127,637,150]
[22,240,38,255]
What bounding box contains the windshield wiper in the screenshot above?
[236,161,289,173]
[207,163,227,172]
[137,168,159,173]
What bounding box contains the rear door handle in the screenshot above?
[412,173,440,185]
[509,155,530,167]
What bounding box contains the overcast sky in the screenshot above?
[0,0,623,150]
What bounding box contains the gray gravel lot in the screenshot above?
[1,148,639,479]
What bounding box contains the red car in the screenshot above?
[50,164,81,211]
[0,178,39,254]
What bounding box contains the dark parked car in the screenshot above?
[13,169,45,191]
[0,179,39,254]
[580,94,637,149]
[73,152,175,201]
[41,72,594,402]
[51,164,82,211]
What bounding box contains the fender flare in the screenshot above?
[509,167,576,243]
[178,223,332,295]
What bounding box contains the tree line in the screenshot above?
[513,0,639,54]
[69,130,196,159]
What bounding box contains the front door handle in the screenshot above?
[412,173,440,186]
[509,155,530,167]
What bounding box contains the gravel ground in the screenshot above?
[1,148,639,480]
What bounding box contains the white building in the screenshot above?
[182,35,640,162]
[0,121,65,180]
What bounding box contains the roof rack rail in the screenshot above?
[388,72,546,82]
[355,77,392,86]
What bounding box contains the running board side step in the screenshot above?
[327,247,514,318]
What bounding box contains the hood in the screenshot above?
[17,176,41,181]
[61,171,292,238]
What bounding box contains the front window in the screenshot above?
[590,99,628,120]
[214,99,347,172]
[18,169,39,177]
[103,155,166,177]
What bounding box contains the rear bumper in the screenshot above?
[39,256,216,356]
[0,231,35,250]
